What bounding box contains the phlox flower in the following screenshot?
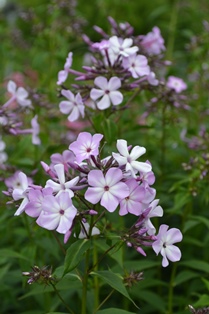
[12,172,31,216]
[69,132,103,164]
[109,36,139,58]
[112,139,152,177]
[57,52,73,85]
[24,187,53,218]
[119,179,146,216]
[45,163,79,197]
[122,54,150,78]
[4,80,32,108]
[142,199,163,235]
[90,76,123,110]
[5,171,33,189]
[59,90,85,122]
[166,76,187,93]
[31,115,41,145]
[140,26,165,55]
[152,224,182,267]
[36,191,77,234]
[85,168,129,212]
[147,72,159,86]
[50,150,75,172]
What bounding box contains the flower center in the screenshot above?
[105,90,110,94]
[59,209,65,215]
[104,185,109,191]
[163,243,166,248]
[86,147,92,153]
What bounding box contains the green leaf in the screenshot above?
[190,215,209,229]
[180,260,209,274]
[0,249,31,261]
[174,270,199,286]
[124,260,159,271]
[91,270,138,308]
[202,278,209,291]
[194,294,209,307]
[63,239,91,275]
[95,239,123,267]
[138,290,166,312]
[97,308,136,314]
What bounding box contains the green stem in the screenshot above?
[93,241,99,310]
[167,263,177,314]
[81,248,90,314]
[94,289,115,313]
[51,282,75,314]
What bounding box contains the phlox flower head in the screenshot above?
[5,171,33,189]
[57,52,73,85]
[112,139,152,177]
[90,76,123,110]
[140,26,165,55]
[122,54,150,78]
[166,76,187,93]
[7,80,32,108]
[85,168,129,212]
[45,163,79,197]
[152,224,182,267]
[109,36,139,58]
[36,191,77,234]
[119,179,146,216]
[69,132,103,164]
[59,90,85,122]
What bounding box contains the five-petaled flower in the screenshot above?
[59,89,85,122]
[85,168,129,212]
[152,224,182,267]
[90,76,123,110]
[69,132,103,164]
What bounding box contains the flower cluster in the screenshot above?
[4,131,182,267]
[56,17,188,122]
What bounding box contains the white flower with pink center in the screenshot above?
[59,89,85,122]
[140,26,165,55]
[109,36,139,58]
[122,54,150,78]
[166,76,187,93]
[90,76,123,110]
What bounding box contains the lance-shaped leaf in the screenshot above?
[63,239,91,275]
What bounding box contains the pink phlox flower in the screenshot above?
[166,76,187,93]
[141,184,156,204]
[142,199,163,235]
[57,52,73,85]
[24,187,53,217]
[137,161,155,186]
[12,172,32,216]
[122,54,150,78]
[85,168,129,212]
[76,222,100,239]
[69,132,103,164]
[109,36,139,58]
[112,139,152,177]
[50,150,75,172]
[90,76,123,110]
[6,80,32,108]
[31,115,41,145]
[59,89,85,122]
[36,191,77,234]
[5,170,33,189]
[92,39,110,50]
[140,26,165,55]
[119,179,146,216]
[45,163,79,197]
[152,224,182,267]
[147,71,159,86]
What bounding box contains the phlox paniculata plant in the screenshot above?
[4,131,182,268]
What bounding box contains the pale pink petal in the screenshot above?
[88,170,105,187]
[131,161,152,173]
[109,91,123,106]
[97,94,111,110]
[61,89,74,101]
[166,228,183,244]
[7,80,16,94]
[85,187,104,204]
[130,146,146,159]
[108,77,121,90]
[68,107,79,122]
[165,245,182,262]
[54,164,65,184]
[94,76,108,89]
[105,168,123,186]
[37,212,60,230]
[90,88,105,100]
[57,215,73,234]
[101,191,119,212]
[116,139,129,157]
[59,101,73,114]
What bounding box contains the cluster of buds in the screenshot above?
[188,305,209,314]
[22,265,56,285]
[4,131,182,267]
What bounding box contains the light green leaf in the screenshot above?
[97,308,136,314]
[91,270,138,308]
[63,239,91,275]
[194,294,209,307]
[190,215,209,229]
[202,278,209,291]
